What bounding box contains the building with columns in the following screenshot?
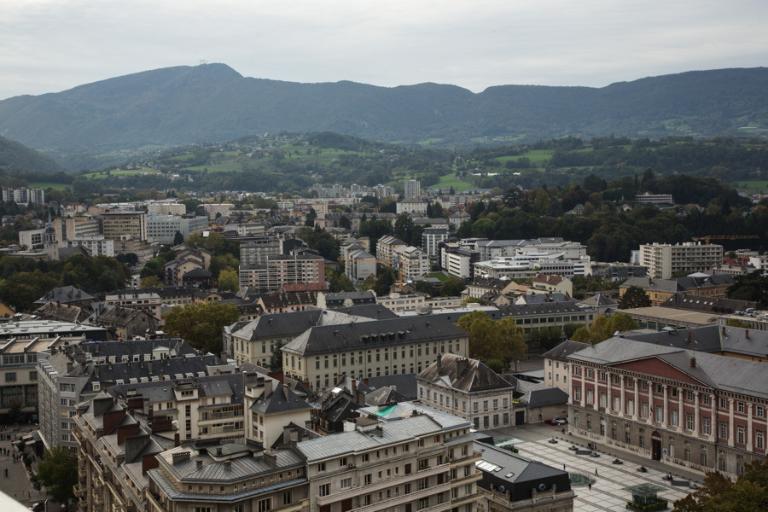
[567,337,768,478]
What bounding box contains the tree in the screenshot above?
[457,312,526,371]
[373,266,396,296]
[328,269,355,292]
[218,269,239,292]
[727,271,768,307]
[140,275,163,288]
[305,208,317,226]
[571,313,638,344]
[619,286,651,309]
[173,230,184,245]
[339,215,352,230]
[164,302,240,354]
[673,460,768,511]
[36,447,77,504]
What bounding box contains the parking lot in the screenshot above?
[485,423,698,512]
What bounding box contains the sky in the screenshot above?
[1,0,767,99]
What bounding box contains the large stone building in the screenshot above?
[297,403,481,512]
[282,316,470,392]
[639,242,724,280]
[567,337,768,478]
[101,211,148,241]
[225,309,375,368]
[418,354,520,429]
[619,274,734,306]
[239,235,283,266]
[239,255,326,293]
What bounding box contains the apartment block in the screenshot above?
[281,316,469,392]
[297,404,481,512]
[238,254,326,293]
[639,242,724,280]
[101,211,148,241]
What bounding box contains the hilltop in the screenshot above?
[1,64,768,168]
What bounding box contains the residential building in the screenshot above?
[101,211,148,241]
[257,291,319,314]
[498,302,595,342]
[73,393,169,512]
[105,287,212,320]
[635,192,675,207]
[63,236,114,257]
[37,339,211,448]
[423,228,450,260]
[473,440,574,512]
[418,354,520,430]
[474,253,592,280]
[147,202,186,216]
[531,274,573,297]
[620,274,734,306]
[591,261,648,281]
[240,235,283,266]
[238,254,326,293]
[377,235,406,268]
[95,306,160,340]
[146,214,208,244]
[377,292,428,314]
[346,249,376,282]
[297,403,481,512]
[404,178,422,199]
[542,340,591,393]
[317,291,376,309]
[225,309,376,367]
[282,316,470,392]
[18,228,46,250]
[53,216,101,242]
[442,247,478,279]
[639,242,724,280]
[397,200,428,215]
[201,203,235,219]
[147,443,309,512]
[394,245,431,281]
[567,337,768,478]
[245,381,312,448]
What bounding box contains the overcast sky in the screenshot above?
[1,0,767,99]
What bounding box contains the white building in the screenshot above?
[346,249,376,282]
[18,228,46,250]
[422,227,450,259]
[67,236,115,257]
[639,242,724,279]
[404,178,421,199]
[474,252,592,280]
[396,200,429,215]
[441,247,477,279]
[393,245,430,281]
[147,202,187,216]
[146,215,209,244]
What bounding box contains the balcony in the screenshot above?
[316,463,452,506]
[347,473,481,512]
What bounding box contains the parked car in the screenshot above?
[550,416,568,425]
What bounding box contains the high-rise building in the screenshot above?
[101,211,148,241]
[238,254,326,292]
[639,242,724,279]
[239,235,283,266]
[404,179,422,199]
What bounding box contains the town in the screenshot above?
[0,170,764,512]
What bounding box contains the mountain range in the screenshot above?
[0,135,62,174]
[1,63,768,168]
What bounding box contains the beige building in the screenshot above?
[246,382,312,448]
[239,255,326,293]
[639,242,724,279]
[418,354,520,430]
[101,211,148,241]
[297,403,481,512]
[541,340,590,394]
[282,316,469,392]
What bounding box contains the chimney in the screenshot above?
[690,357,697,368]
[174,433,180,447]
[196,460,203,470]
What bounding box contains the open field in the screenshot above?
[29,181,71,190]
[495,148,554,166]
[734,180,768,192]
[430,172,475,192]
[83,167,162,179]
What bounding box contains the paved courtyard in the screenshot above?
[486,424,697,512]
[0,425,45,507]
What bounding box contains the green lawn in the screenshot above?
[734,180,768,192]
[427,272,451,282]
[430,172,475,192]
[29,181,71,191]
[183,161,244,173]
[495,148,554,166]
[83,167,161,179]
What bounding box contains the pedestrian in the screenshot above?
[3,468,7,478]
[588,482,592,491]
[595,468,598,476]
[563,463,566,471]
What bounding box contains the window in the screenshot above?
[364,474,372,485]
[5,372,16,383]
[418,458,429,470]
[737,427,746,445]
[719,422,728,440]
[318,462,326,472]
[702,417,711,435]
[670,410,679,427]
[686,414,694,431]
[339,457,347,467]
[194,507,212,512]
[341,478,352,489]
[737,401,745,414]
[757,406,765,418]
[757,431,765,450]
[318,484,330,497]
[655,406,663,423]
[417,498,430,510]
[283,491,292,505]
[258,498,272,512]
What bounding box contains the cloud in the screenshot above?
[0,0,766,99]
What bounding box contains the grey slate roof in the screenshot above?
[473,441,570,485]
[80,339,195,358]
[297,410,468,462]
[34,285,95,304]
[541,339,591,362]
[356,374,418,401]
[525,388,569,408]
[282,316,468,357]
[334,304,399,320]
[418,354,514,393]
[622,325,722,353]
[251,383,311,415]
[498,302,586,317]
[569,337,768,399]
[109,373,246,405]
